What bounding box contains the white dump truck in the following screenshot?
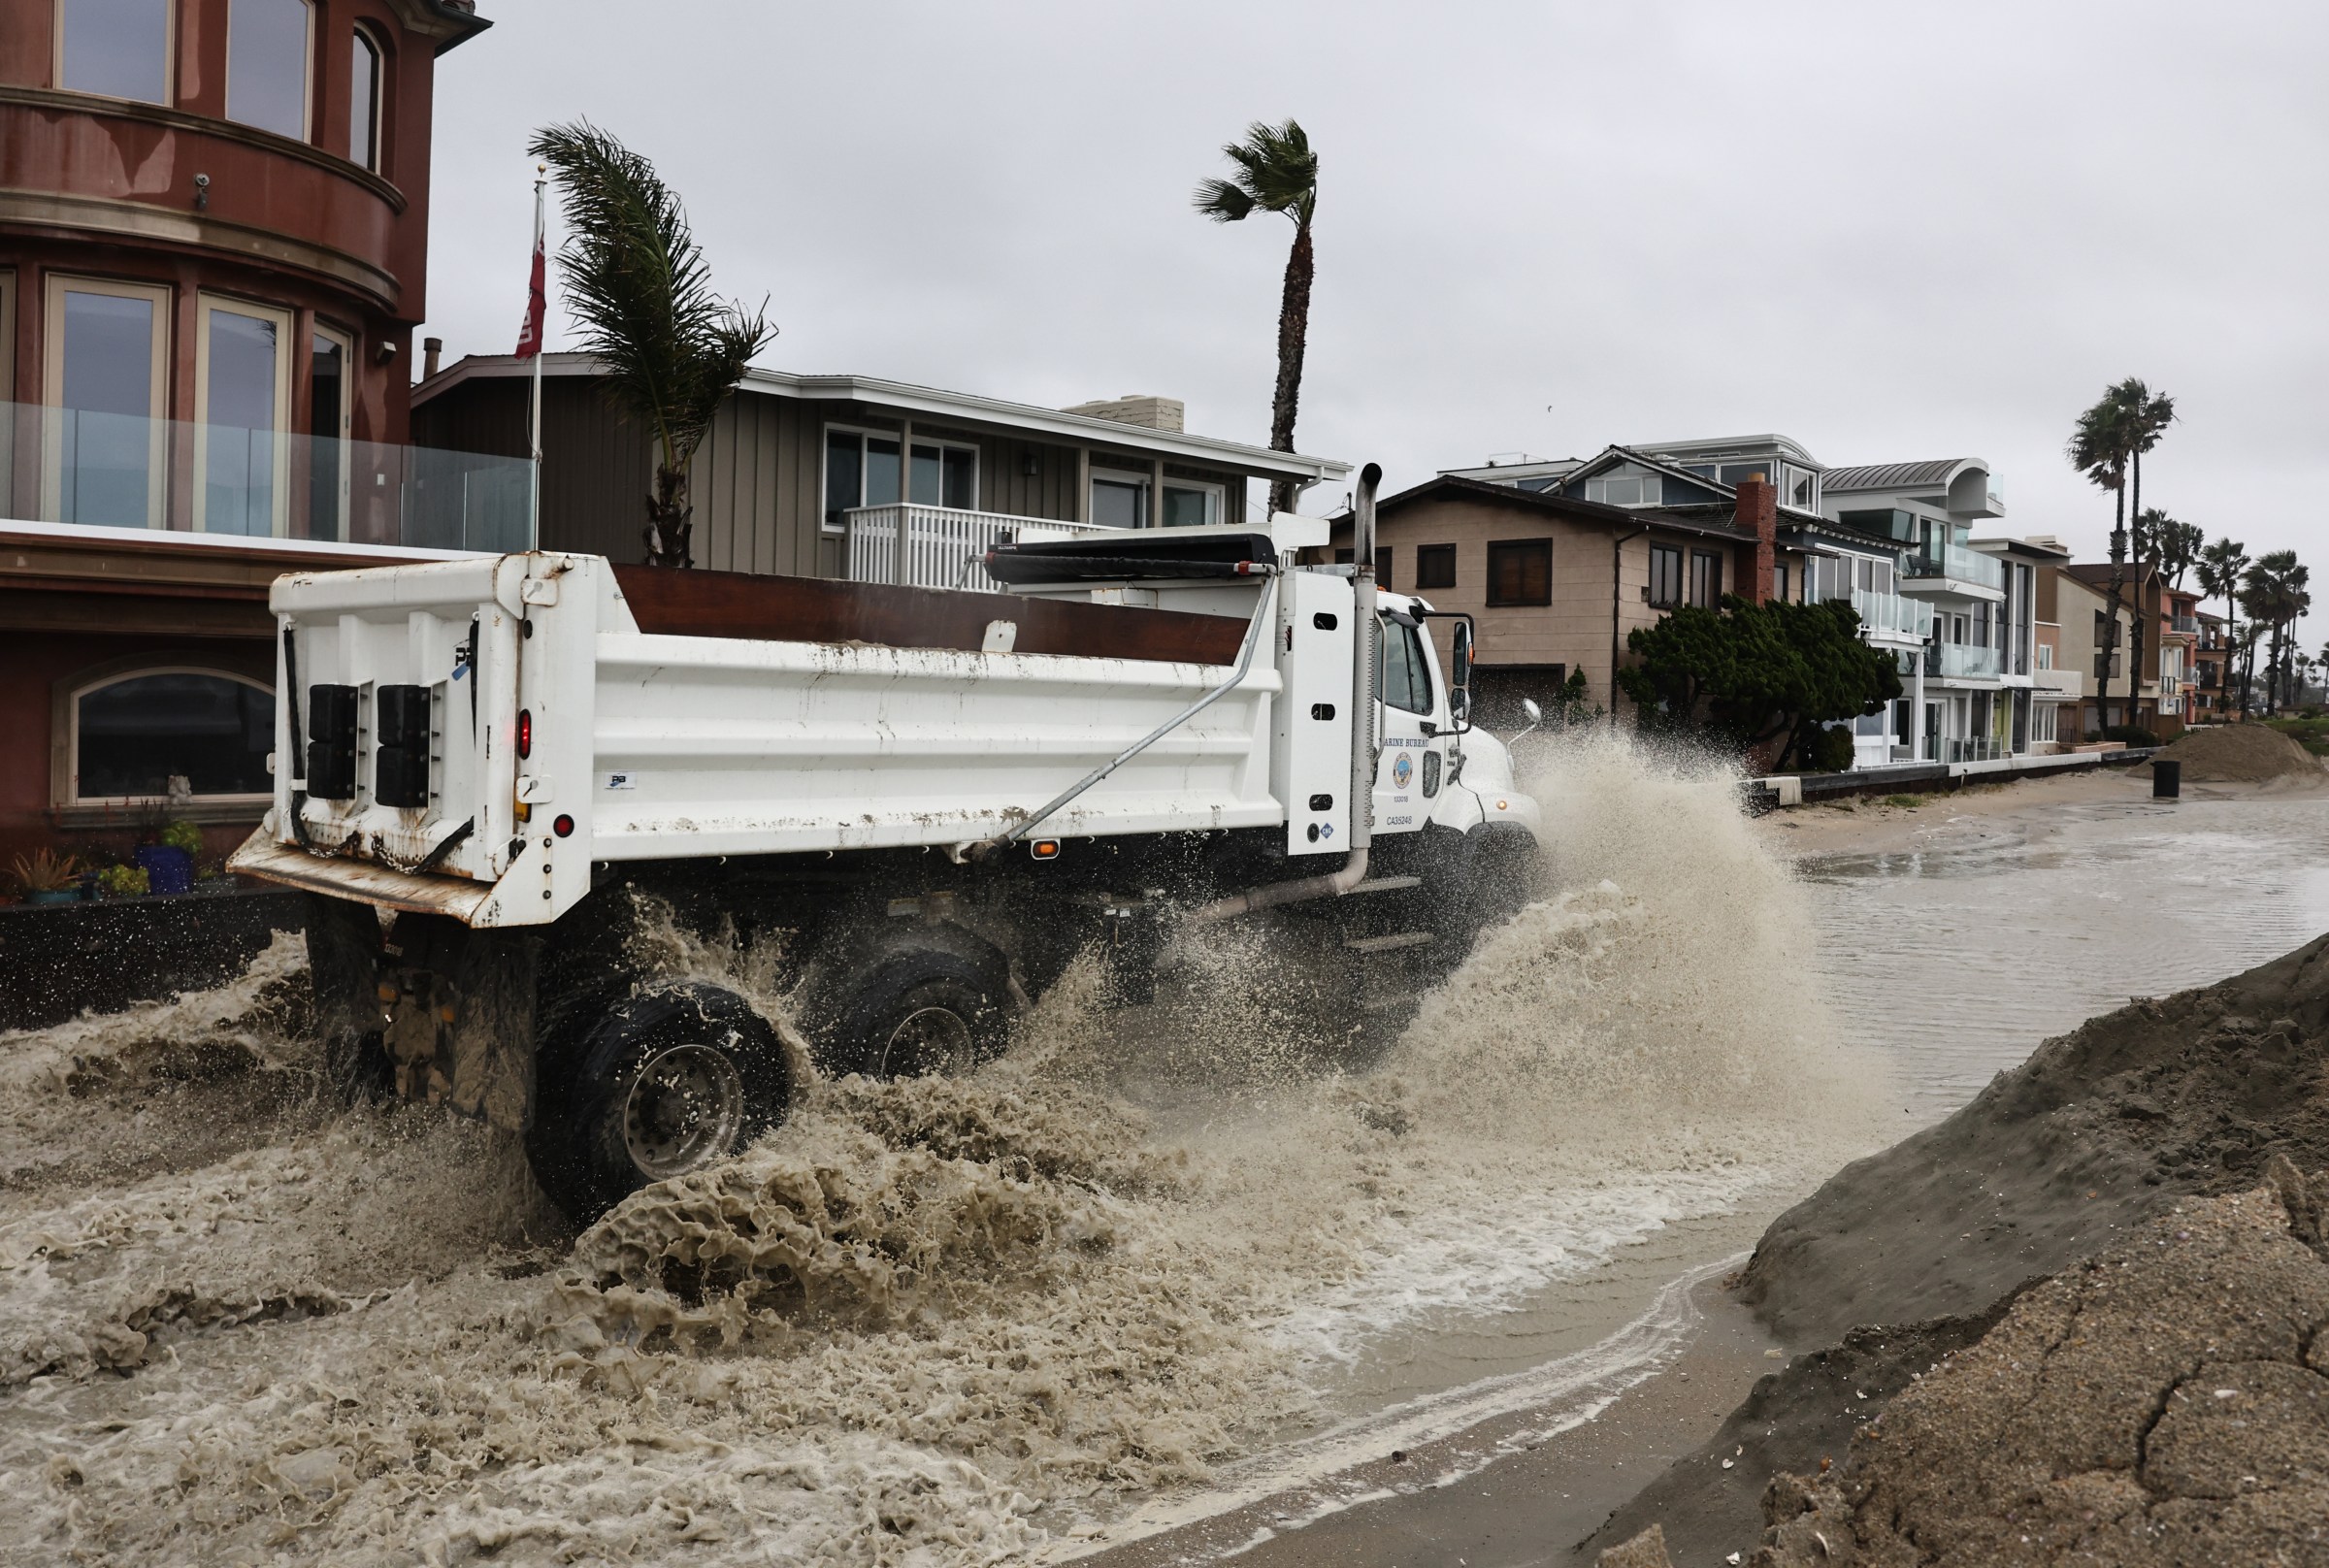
[231,466,1544,1215]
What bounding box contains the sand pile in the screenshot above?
[1748,1162,2329,1566]
[2149,723,2323,782]
[1585,932,2329,1564]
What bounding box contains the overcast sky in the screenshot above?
[421,1,2325,645]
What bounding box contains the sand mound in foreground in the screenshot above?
[1748,1162,2329,1566]
[2149,723,2323,782]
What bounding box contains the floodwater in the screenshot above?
[1,749,2321,1565]
[1799,787,2329,1118]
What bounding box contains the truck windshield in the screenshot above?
[1377,618,1433,715]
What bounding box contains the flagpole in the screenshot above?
[527,163,545,550]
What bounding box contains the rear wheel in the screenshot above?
[827,944,1008,1081]
[527,981,791,1222]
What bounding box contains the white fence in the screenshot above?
[844,506,1108,592]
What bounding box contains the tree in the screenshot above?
[2149,512,2204,590]
[2241,551,2312,714]
[2114,381,2176,736]
[1618,596,1902,772]
[2198,537,2250,713]
[1195,119,1319,517]
[2067,387,2139,727]
[529,120,775,569]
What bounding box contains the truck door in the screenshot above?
[1373,611,1444,835]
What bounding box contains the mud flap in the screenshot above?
[379,919,540,1132]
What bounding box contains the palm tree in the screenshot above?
[2149,512,2203,590]
[2197,537,2248,715]
[2113,381,2175,734]
[529,120,776,569]
[1195,119,1320,517]
[2067,387,2140,726]
[2242,551,2311,713]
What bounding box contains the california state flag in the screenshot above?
[515,191,545,358]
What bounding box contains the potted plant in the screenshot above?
[134,820,202,897]
[10,850,84,906]
[96,863,150,899]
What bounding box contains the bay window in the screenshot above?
[350,26,383,171]
[44,277,170,530]
[194,295,293,536]
[59,0,172,105]
[226,0,312,140]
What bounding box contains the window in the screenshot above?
[1649,544,1683,607]
[72,670,275,800]
[44,277,170,529]
[1585,473,1660,506]
[1161,481,1222,529]
[2037,641,2054,670]
[1774,563,1789,603]
[349,26,383,171]
[823,427,974,530]
[1377,618,1431,715]
[1788,467,1816,508]
[308,325,351,539]
[1415,543,1456,591]
[1486,539,1551,606]
[1689,549,1722,608]
[2033,704,2057,744]
[59,0,172,104]
[227,0,313,140]
[1090,471,1148,529]
[194,295,293,536]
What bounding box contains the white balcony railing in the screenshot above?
[2033,666,2084,700]
[1926,642,2004,679]
[1901,541,2005,591]
[844,506,1109,592]
[1850,587,1934,640]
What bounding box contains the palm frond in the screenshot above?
[527,119,775,474]
[1192,177,1255,222]
[1192,118,1318,225]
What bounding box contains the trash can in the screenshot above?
[2152,758,2181,799]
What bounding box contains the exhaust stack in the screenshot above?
[1349,461,1381,854]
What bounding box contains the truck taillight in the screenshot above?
[517,709,532,759]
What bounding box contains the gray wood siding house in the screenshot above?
[411,355,1348,577]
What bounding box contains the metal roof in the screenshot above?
[1822,459,1977,491]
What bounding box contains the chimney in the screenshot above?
[422,337,443,380]
[1734,472,1777,604]
[1061,394,1185,433]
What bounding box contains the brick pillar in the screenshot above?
[1733,474,1777,604]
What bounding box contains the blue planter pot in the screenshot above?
[134,845,195,897]
[25,889,81,906]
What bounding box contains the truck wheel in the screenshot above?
[831,947,1008,1081]
[527,981,791,1221]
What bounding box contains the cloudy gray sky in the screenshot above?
[421,1,2326,645]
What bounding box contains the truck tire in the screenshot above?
[828,943,1009,1081]
[526,981,791,1221]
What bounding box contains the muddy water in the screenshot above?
[1800,788,2329,1118]
[10,751,2309,1565]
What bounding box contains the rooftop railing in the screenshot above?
[844,505,1111,592]
[2,401,534,552]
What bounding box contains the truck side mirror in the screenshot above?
[1450,621,1474,727]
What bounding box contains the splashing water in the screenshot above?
[0,734,1891,1564]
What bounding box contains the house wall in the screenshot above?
[411,376,1260,575]
[1337,494,1757,722]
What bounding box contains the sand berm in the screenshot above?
[1588,931,2329,1566]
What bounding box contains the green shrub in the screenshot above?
[1804,725,1857,774]
[161,820,204,856]
[97,864,149,898]
[1884,793,1927,810]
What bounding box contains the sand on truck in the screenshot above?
[1583,931,2329,1565]
[2145,722,2324,783]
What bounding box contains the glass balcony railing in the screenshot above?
[1850,587,1935,639]
[1,401,535,552]
[1902,540,2005,590]
[2171,614,2200,635]
[1925,642,2003,679]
